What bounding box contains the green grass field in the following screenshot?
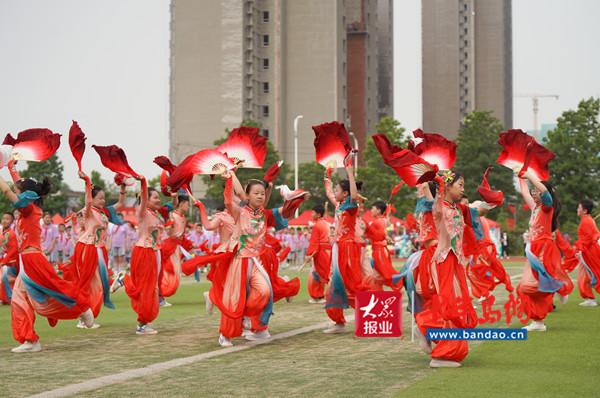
[0,261,597,397]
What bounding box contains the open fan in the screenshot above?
[409,129,456,170]
[4,129,61,162]
[217,126,267,168]
[496,129,555,181]
[166,149,235,192]
[263,160,284,183]
[372,134,438,186]
[312,121,354,169]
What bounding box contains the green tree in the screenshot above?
[201,121,290,209]
[357,116,415,217]
[545,97,600,234]
[21,154,69,215]
[297,162,328,212]
[455,111,516,202]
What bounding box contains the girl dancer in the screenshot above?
[0,174,94,353]
[574,199,600,306]
[0,212,18,304]
[305,204,331,304]
[322,162,366,334]
[68,171,126,328]
[516,170,571,331]
[112,175,165,335]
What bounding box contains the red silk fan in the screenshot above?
[92,145,140,179]
[5,129,61,162]
[372,134,439,186]
[114,173,135,187]
[312,121,354,168]
[477,167,504,206]
[153,155,177,174]
[409,129,456,170]
[263,160,284,183]
[166,149,235,192]
[69,121,87,171]
[276,185,310,219]
[217,126,267,168]
[496,129,555,181]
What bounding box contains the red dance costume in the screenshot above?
[575,215,600,299]
[306,217,332,300]
[0,226,19,304]
[159,209,193,297]
[123,179,165,325]
[11,203,91,344]
[365,215,400,291]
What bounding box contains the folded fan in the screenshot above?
[312,121,354,169]
[477,167,504,206]
[217,126,267,168]
[92,145,140,179]
[68,121,87,171]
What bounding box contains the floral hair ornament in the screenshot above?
[440,170,455,183]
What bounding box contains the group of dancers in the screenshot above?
[0,122,598,370]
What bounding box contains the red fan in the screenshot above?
[153,155,177,174]
[276,185,310,219]
[68,121,87,171]
[217,126,267,168]
[166,149,235,192]
[160,170,171,196]
[372,134,439,186]
[7,129,61,162]
[263,160,284,183]
[312,121,354,168]
[477,167,504,206]
[496,129,555,181]
[114,173,135,187]
[92,145,140,179]
[409,129,456,170]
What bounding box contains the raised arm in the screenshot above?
[346,165,358,201]
[0,176,18,204]
[518,177,536,211]
[188,191,222,231]
[433,176,445,221]
[113,183,127,212]
[7,159,21,184]
[137,176,148,217]
[324,169,338,207]
[79,171,93,218]
[418,182,434,201]
[264,182,274,206]
[223,175,241,220]
[230,171,247,202]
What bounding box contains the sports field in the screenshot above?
[0,261,597,398]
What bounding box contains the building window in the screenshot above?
[262,129,269,138]
[262,11,269,23]
[263,58,269,69]
[263,34,269,47]
[263,82,270,93]
[262,105,269,117]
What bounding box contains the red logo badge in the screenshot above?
[355,291,402,337]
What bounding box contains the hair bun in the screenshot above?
[39,178,52,197]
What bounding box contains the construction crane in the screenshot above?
[515,94,559,139]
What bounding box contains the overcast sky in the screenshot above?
[1,0,599,189]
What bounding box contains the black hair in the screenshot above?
[338,179,364,194]
[542,181,561,232]
[91,186,104,199]
[245,179,266,194]
[216,203,226,212]
[17,178,51,207]
[312,204,325,217]
[3,212,14,221]
[580,199,594,214]
[428,181,438,198]
[16,178,52,207]
[138,187,159,205]
[177,195,189,205]
[448,170,463,186]
[372,200,387,215]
